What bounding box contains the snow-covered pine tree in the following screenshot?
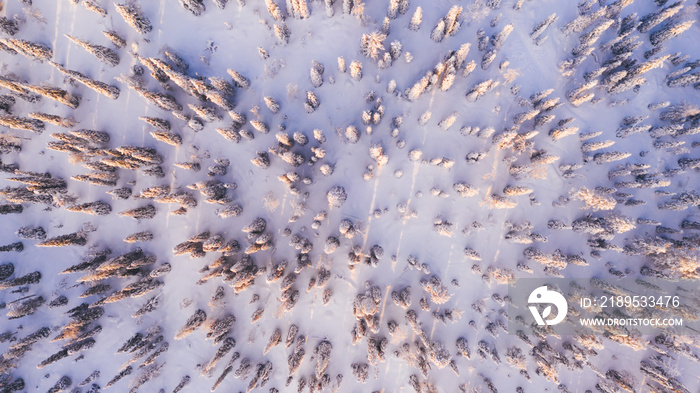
[115,3,152,34]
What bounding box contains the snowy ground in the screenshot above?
[1,0,700,392]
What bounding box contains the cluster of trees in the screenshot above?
[3,0,700,391]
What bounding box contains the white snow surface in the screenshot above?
[0,0,699,392]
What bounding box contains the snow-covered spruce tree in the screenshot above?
[17,226,46,240]
[189,103,222,122]
[82,0,108,16]
[310,61,324,87]
[360,32,386,60]
[115,3,152,34]
[481,49,497,70]
[650,20,695,46]
[0,115,44,133]
[37,232,87,247]
[397,0,409,14]
[118,205,157,220]
[216,126,242,143]
[314,340,332,378]
[389,40,402,61]
[349,60,362,81]
[46,376,71,393]
[0,94,16,114]
[531,13,558,41]
[342,0,353,14]
[206,314,235,343]
[7,296,45,319]
[66,201,112,216]
[0,38,52,61]
[180,0,206,16]
[104,366,133,388]
[327,186,347,209]
[0,17,19,36]
[227,68,250,88]
[202,339,236,377]
[638,1,683,33]
[409,6,422,31]
[150,131,182,146]
[431,20,446,42]
[305,91,320,113]
[102,30,126,48]
[264,0,284,20]
[130,86,181,112]
[369,144,388,167]
[65,35,119,67]
[324,0,334,17]
[667,72,700,88]
[70,129,110,144]
[337,56,347,73]
[264,96,280,114]
[132,296,160,318]
[466,79,499,101]
[175,310,207,339]
[443,5,462,37]
[0,271,41,290]
[22,84,80,108]
[124,231,154,243]
[289,0,310,19]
